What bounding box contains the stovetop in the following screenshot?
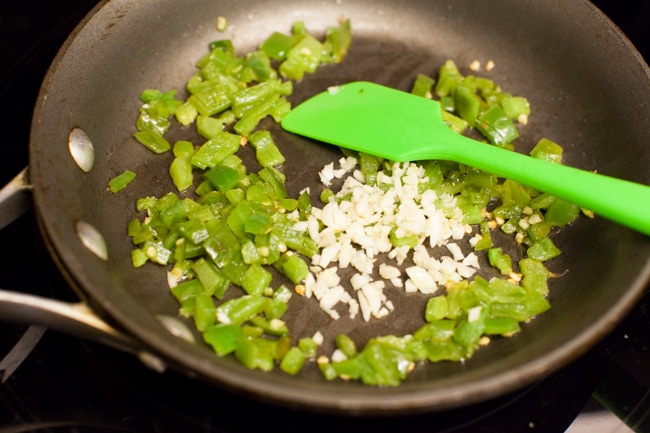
[0,1,648,432]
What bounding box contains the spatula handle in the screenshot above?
[447,134,650,236]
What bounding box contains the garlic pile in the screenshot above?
[290,156,481,321]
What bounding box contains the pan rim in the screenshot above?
[27,0,650,414]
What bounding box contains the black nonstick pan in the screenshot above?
[0,0,648,415]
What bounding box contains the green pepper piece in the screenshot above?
[500,94,531,120]
[264,298,288,320]
[260,32,297,61]
[280,346,306,375]
[205,39,236,62]
[425,339,466,362]
[249,130,286,167]
[279,34,323,80]
[335,334,358,359]
[226,201,256,238]
[441,110,469,133]
[359,152,381,186]
[332,357,362,380]
[245,183,272,205]
[159,198,187,229]
[188,89,231,117]
[130,248,148,268]
[108,170,136,193]
[278,253,309,284]
[279,198,298,212]
[473,221,493,251]
[203,223,241,265]
[169,154,193,192]
[388,226,418,249]
[527,218,552,242]
[524,291,551,317]
[494,203,523,223]
[235,336,277,371]
[445,280,469,319]
[216,294,266,325]
[127,218,142,237]
[520,258,550,296]
[143,241,172,265]
[136,97,179,134]
[501,179,531,208]
[530,193,556,210]
[411,73,435,98]
[241,239,262,265]
[175,101,198,126]
[530,138,563,164]
[475,105,519,148]
[454,84,480,126]
[456,197,484,225]
[249,316,288,336]
[231,80,283,118]
[425,296,449,322]
[177,218,211,245]
[489,302,525,322]
[356,339,411,386]
[203,323,243,356]
[271,219,318,258]
[241,264,273,296]
[273,285,292,303]
[435,59,462,98]
[545,198,580,227]
[244,50,277,82]
[171,278,204,304]
[258,166,287,198]
[298,337,318,358]
[196,115,225,140]
[527,236,562,261]
[134,130,171,154]
[193,293,217,331]
[414,319,456,341]
[139,88,165,103]
[323,19,351,63]
[192,258,230,299]
[204,165,241,192]
[233,94,282,136]
[253,233,281,265]
[477,278,523,307]
[245,211,273,236]
[488,247,513,275]
[403,339,427,362]
[452,308,486,350]
[484,317,520,336]
[270,98,292,122]
[342,337,412,386]
[191,132,241,170]
[319,360,338,381]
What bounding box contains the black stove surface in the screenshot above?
[0,1,648,432]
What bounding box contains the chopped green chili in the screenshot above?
[108,170,136,193]
[134,130,171,154]
[411,73,435,98]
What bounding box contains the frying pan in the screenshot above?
[0,0,649,415]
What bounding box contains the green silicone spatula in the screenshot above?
[281,81,650,236]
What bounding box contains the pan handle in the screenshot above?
[0,168,170,372]
[0,167,33,230]
[0,289,167,372]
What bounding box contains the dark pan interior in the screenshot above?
[29,0,650,414]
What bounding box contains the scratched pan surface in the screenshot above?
[29,0,650,414]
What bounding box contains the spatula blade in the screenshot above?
[281,81,445,162]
